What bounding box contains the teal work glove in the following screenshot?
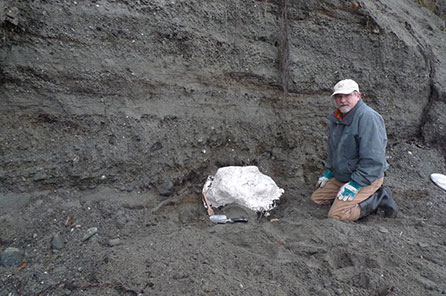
[337,180,362,201]
[316,169,333,188]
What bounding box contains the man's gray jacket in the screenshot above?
[325,99,389,186]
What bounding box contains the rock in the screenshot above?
[417,276,437,290]
[108,238,122,247]
[1,247,24,267]
[150,141,163,152]
[33,171,47,181]
[158,179,174,197]
[312,284,323,293]
[378,227,389,233]
[82,227,98,241]
[52,233,64,250]
[4,7,19,26]
[319,289,331,296]
[418,242,429,248]
[172,272,189,280]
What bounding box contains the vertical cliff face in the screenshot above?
[2,2,446,296]
[0,0,445,193]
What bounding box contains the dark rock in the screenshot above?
[52,233,64,250]
[1,247,24,267]
[150,141,163,152]
[4,7,19,26]
[158,179,174,197]
[82,227,98,241]
[33,172,47,181]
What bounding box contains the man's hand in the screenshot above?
[337,181,362,201]
[316,169,333,188]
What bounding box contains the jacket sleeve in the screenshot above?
[324,120,333,170]
[351,112,388,186]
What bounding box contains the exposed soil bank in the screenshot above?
[1,0,446,295]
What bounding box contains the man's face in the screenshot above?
[334,91,361,113]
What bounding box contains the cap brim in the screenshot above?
[331,89,357,97]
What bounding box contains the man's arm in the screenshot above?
[351,112,388,186]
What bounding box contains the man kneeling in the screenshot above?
[311,79,398,221]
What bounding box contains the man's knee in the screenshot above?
[328,206,360,221]
[311,190,330,205]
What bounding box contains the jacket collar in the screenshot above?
[328,99,364,125]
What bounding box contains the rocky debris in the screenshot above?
[51,233,64,250]
[1,247,23,267]
[82,227,98,242]
[108,238,122,247]
[158,179,174,197]
[1,6,19,26]
[378,227,389,234]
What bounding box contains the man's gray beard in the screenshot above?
[340,106,351,113]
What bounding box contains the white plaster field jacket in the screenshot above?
[325,99,389,186]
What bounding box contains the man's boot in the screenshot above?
[359,186,398,218]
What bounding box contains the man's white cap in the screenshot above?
[331,79,359,97]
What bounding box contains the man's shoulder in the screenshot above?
[356,103,386,130]
[357,102,382,119]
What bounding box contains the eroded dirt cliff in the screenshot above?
[1,0,446,295]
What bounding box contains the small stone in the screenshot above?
[418,242,429,248]
[5,7,19,26]
[1,247,24,267]
[33,171,47,181]
[320,289,331,296]
[82,227,98,241]
[150,141,163,152]
[172,272,189,280]
[417,276,437,290]
[108,238,122,247]
[158,180,173,197]
[378,227,389,233]
[312,284,323,293]
[52,233,64,250]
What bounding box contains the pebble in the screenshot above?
[312,284,323,293]
[172,272,189,280]
[82,227,98,241]
[33,171,47,181]
[108,238,122,247]
[158,179,173,197]
[320,289,331,296]
[5,7,19,26]
[418,242,429,248]
[378,227,389,233]
[150,141,163,152]
[1,247,24,267]
[52,233,65,250]
[417,276,436,290]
